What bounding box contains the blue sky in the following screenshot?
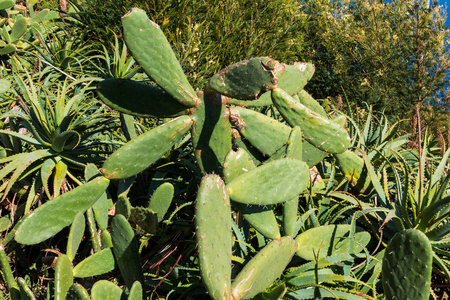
[440,0,450,26]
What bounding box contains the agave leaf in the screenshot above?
[53,159,68,198]
[288,287,369,300]
[2,149,53,200]
[40,157,57,199]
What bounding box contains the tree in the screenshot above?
[296,0,450,128]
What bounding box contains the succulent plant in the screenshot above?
[10,8,359,299]
[382,229,432,300]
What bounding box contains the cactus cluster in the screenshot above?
[11,8,375,299]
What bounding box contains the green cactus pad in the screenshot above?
[223,149,280,239]
[283,198,298,237]
[272,87,350,154]
[223,148,256,184]
[100,230,113,249]
[102,115,192,180]
[209,57,283,100]
[72,248,116,278]
[91,191,109,231]
[231,236,298,299]
[0,0,15,10]
[128,281,143,300]
[17,277,36,300]
[234,203,280,239]
[66,212,85,261]
[231,130,265,165]
[382,229,432,300]
[227,95,273,107]
[302,140,328,167]
[148,182,174,223]
[10,15,27,42]
[0,78,10,94]
[97,79,190,118]
[294,225,371,260]
[196,175,232,299]
[333,114,348,128]
[129,207,158,234]
[286,126,303,161]
[55,254,73,300]
[116,175,135,219]
[91,280,123,300]
[229,107,291,157]
[277,62,315,94]
[295,90,327,117]
[15,176,110,245]
[334,150,371,193]
[120,113,138,141]
[122,8,198,107]
[67,283,90,300]
[191,90,232,175]
[234,63,314,108]
[111,215,144,289]
[115,195,131,219]
[84,163,110,231]
[0,44,16,55]
[227,158,309,205]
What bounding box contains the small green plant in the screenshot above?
[0,72,118,201]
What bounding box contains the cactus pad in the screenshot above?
[122,8,199,107]
[72,248,116,278]
[277,62,315,95]
[97,78,190,118]
[231,236,298,299]
[382,229,432,300]
[295,225,371,260]
[227,158,309,205]
[335,150,371,193]
[209,57,283,100]
[102,115,192,179]
[111,215,144,289]
[271,87,350,154]
[191,90,232,175]
[54,254,73,300]
[148,182,174,222]
[91,280,123,299]
[223,148,280,239]
[229,106,291,157]
[196,175,232,299]
[15,176,110,245]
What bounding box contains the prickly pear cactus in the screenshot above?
[13,7,357,299]
[382,229,432,300]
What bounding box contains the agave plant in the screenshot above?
[89,33,141,80]
[0,71,120,202]
[23,24,97,79]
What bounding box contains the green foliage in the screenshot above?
[1,1,450,300]
[297,0,450,121]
